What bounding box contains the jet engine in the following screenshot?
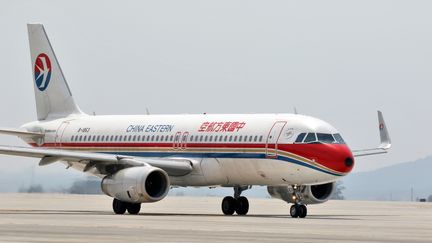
[101,166,170,203]
[267,182,335,204]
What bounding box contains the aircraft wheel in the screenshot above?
[299,205,307,218]
[221,196,236,215]
[127,203,141,215]
[290,204,300,218]
[113,198,127,214]
[236,196,249,215]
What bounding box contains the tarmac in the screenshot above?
[0,193,431,242]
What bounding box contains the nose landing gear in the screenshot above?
[221,186,251,215]
[290,185,308,218]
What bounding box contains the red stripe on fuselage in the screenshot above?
[29,142,354,174]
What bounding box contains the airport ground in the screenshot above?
[0,193,431,242]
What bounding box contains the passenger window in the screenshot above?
[224,135,228,142]
[114,135,118,141]
[170,135,173,141]
[71,136,74,141]
[249,136,252,142]
[219,136,223,142]
[295,133,306,143]
[156,135,159,141]
[259,135,263,142]
[229,136,232,142]
[205,136,208,142]
[209,136,213,142]
[254,136,258,142]
[151,135,155,141]
[200,135,203,142]
[83,135,87,142]
[317,133,335,144]
[238,136,242,142]
[190,135,194,142]
[234,136,237,142]
[303,133,317,143]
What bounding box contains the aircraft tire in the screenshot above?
[235,196,249,215]
[127,203,141,215]
[221,196,236,215]
[113,198,127,214]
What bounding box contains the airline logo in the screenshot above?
[34,53,52,91]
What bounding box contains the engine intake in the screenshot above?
[267,182,335,204]
[101,166,170,203]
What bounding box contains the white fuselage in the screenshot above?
[21,113,354,186]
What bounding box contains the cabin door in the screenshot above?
[265,121,287,158]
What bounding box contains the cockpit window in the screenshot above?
[317,133,335,143]
[295,133,346,144]
[333,133,346,144]
[295,133,306,143]
[303,133,317,143]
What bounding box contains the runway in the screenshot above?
[0,194,431,242]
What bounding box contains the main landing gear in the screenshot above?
[289,185,308,218]
[221,186,251,215]
[112,198,141,215]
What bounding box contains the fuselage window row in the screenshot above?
[69,134,265,143]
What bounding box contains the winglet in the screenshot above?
[378,111,391,149]
[352,111,392,157]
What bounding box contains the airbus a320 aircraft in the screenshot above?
[0,24,391,218]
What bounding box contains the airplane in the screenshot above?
[0,24,391,218]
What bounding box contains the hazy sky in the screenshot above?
[0,0,431,178]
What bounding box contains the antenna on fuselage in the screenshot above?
[294,107,299,114]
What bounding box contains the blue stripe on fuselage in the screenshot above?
[100,151,342,177]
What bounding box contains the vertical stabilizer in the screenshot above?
[27,24,84,120]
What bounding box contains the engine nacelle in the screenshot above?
[101,166,170,203]
[267,182,335,204]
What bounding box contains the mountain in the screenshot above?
[342,156,432,201]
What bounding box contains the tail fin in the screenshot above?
[27,24,84,120]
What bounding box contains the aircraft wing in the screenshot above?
[0,145,193,177]
[0,128,44,138]
[352,111,392,157]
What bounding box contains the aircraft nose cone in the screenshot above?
[344,157,354,168]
